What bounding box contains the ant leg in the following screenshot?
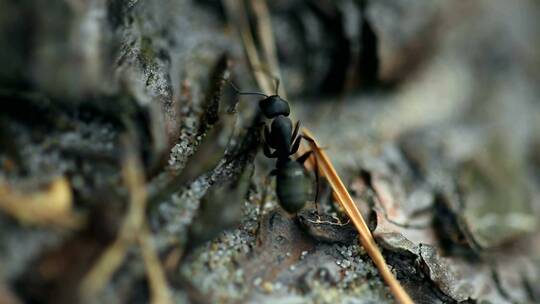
[298,134,323,214]
[312,151,321,214]
[224,78,269,114]
[300,134,316,144]
[296,150,321,214]
[251,65,280,94]
[264,125,276,148]
[299,134,331,152]
[263,143,277,158]
[290,121,300,145]
[223,78,269,98]
[296,150,313,164]
[290,136,302,155]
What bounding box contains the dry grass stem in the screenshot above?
[223,0,273,93]
[250,0,286,99]
[79,152,147,297]
[139,227,173,304]
[302,129,414,304]
[79,235,128,297]
[80,145,171,304]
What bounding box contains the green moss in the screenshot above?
[140,36,156,63]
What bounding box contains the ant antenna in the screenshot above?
[251,65,282,96]
[274,78,280,95]
[224,78,268,98]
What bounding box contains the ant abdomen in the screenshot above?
[275,161,312,214]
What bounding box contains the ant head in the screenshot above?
[259,95,290,118]
[224,77,289,118]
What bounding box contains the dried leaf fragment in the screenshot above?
[0,176,81,228]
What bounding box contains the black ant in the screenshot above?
[226,78,314,214]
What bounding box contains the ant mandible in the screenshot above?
[226,77,314,214]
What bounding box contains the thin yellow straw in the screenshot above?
[302,129,413,304]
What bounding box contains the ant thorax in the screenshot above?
[268,116,294,156]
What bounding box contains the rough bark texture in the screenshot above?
[0,0,539,303]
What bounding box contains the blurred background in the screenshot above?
[0,0,539,303]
